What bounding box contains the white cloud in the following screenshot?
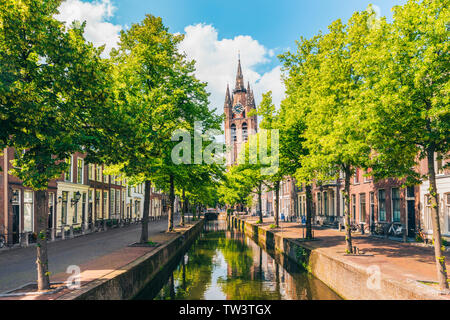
[178,24,285,116]
[55,0,122,57]
[54,4,286,116]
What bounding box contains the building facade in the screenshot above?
[0,147,160,245]
[224,57,258,167]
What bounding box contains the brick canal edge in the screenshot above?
[57,219,205,300]
[231,216,447,300]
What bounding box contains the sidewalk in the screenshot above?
[0,216,179,294]
[0,220,196,300]
[240,215,450,299]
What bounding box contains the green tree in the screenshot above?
[1,0,114,290]
[360,0,449,289]
[107,14,185,242]
[283,13,374,252]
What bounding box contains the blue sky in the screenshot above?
[110,0,405,74]
[56,0,406,113]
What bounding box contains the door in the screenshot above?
[82,193,86,225]
[48,193,54,229]
[11,190,20,244]
[407,200,416,237]
[88,203,93,224]
[12,205,20,244]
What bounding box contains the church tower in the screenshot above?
[224,56,258,166]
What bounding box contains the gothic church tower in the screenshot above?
[224,57,258,166]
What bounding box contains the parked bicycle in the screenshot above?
[0,234,5,249]
[415,227,429,244]
[373,222,387,236]
[387,223,404,237]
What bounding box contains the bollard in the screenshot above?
[61,227,66,240]
[403,224,407,243]
[69,225,74,238]
[361,223,365,235]
[103,220,107,231]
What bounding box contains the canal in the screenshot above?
[134,220,342,300]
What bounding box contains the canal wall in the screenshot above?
[231,216,444,300]
[59,220,204,300]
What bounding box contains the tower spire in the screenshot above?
[235,54,245,92]
[224,83,231,107]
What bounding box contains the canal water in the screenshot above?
[134,220,341,300]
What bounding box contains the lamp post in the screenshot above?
[71,191,82,207]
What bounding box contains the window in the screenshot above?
[424,195,433,232]
[110,191,115,217]
[24,191,34,232]
[360,193,366,222]
[116,190,120,215]
[352,194,356,221]
[73,191,78,224]
[122,191,126,217]
[103,191,108,219]
[446,194,450,233]
[103,173,108,184]
[65,157,72,182]
[407,186,415,198]
[242,123,248,142]
[61,191,68,225]
[95,191,101,219]
[363,170,370,182]
[354,169,359,184]
[392,188,401,222]
[96,165,102,182]
[378,190,386,221]
[328,190,335,216]
[88,164,93,181]
[436,152,444,175]
[370,192,375,222]
[134,201,140,216]
[317,193,322,215]
[128,186,131,197]
[324,192,328,216]
[77,158,83,184]
[231,124,237,142]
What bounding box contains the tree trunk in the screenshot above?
[343,165,353,254]
[427,147,448,290]
[305,184,313,239]
[275,181,280,227]
[181,188,186,226]
[258,183,263,223]
[36,189,50,291]
[140,180,151,243]
[168,174,175,232]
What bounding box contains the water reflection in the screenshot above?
[137,220,341,300]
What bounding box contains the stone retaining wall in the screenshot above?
[231,216,444,300]
[59,220,204,300]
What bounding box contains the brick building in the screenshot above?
[1,147,168,245]
[224,56,258,167]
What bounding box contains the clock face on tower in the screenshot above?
[232,103,244,115]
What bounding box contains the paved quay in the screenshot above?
[0,216,181,296]
[237,215,450,299]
